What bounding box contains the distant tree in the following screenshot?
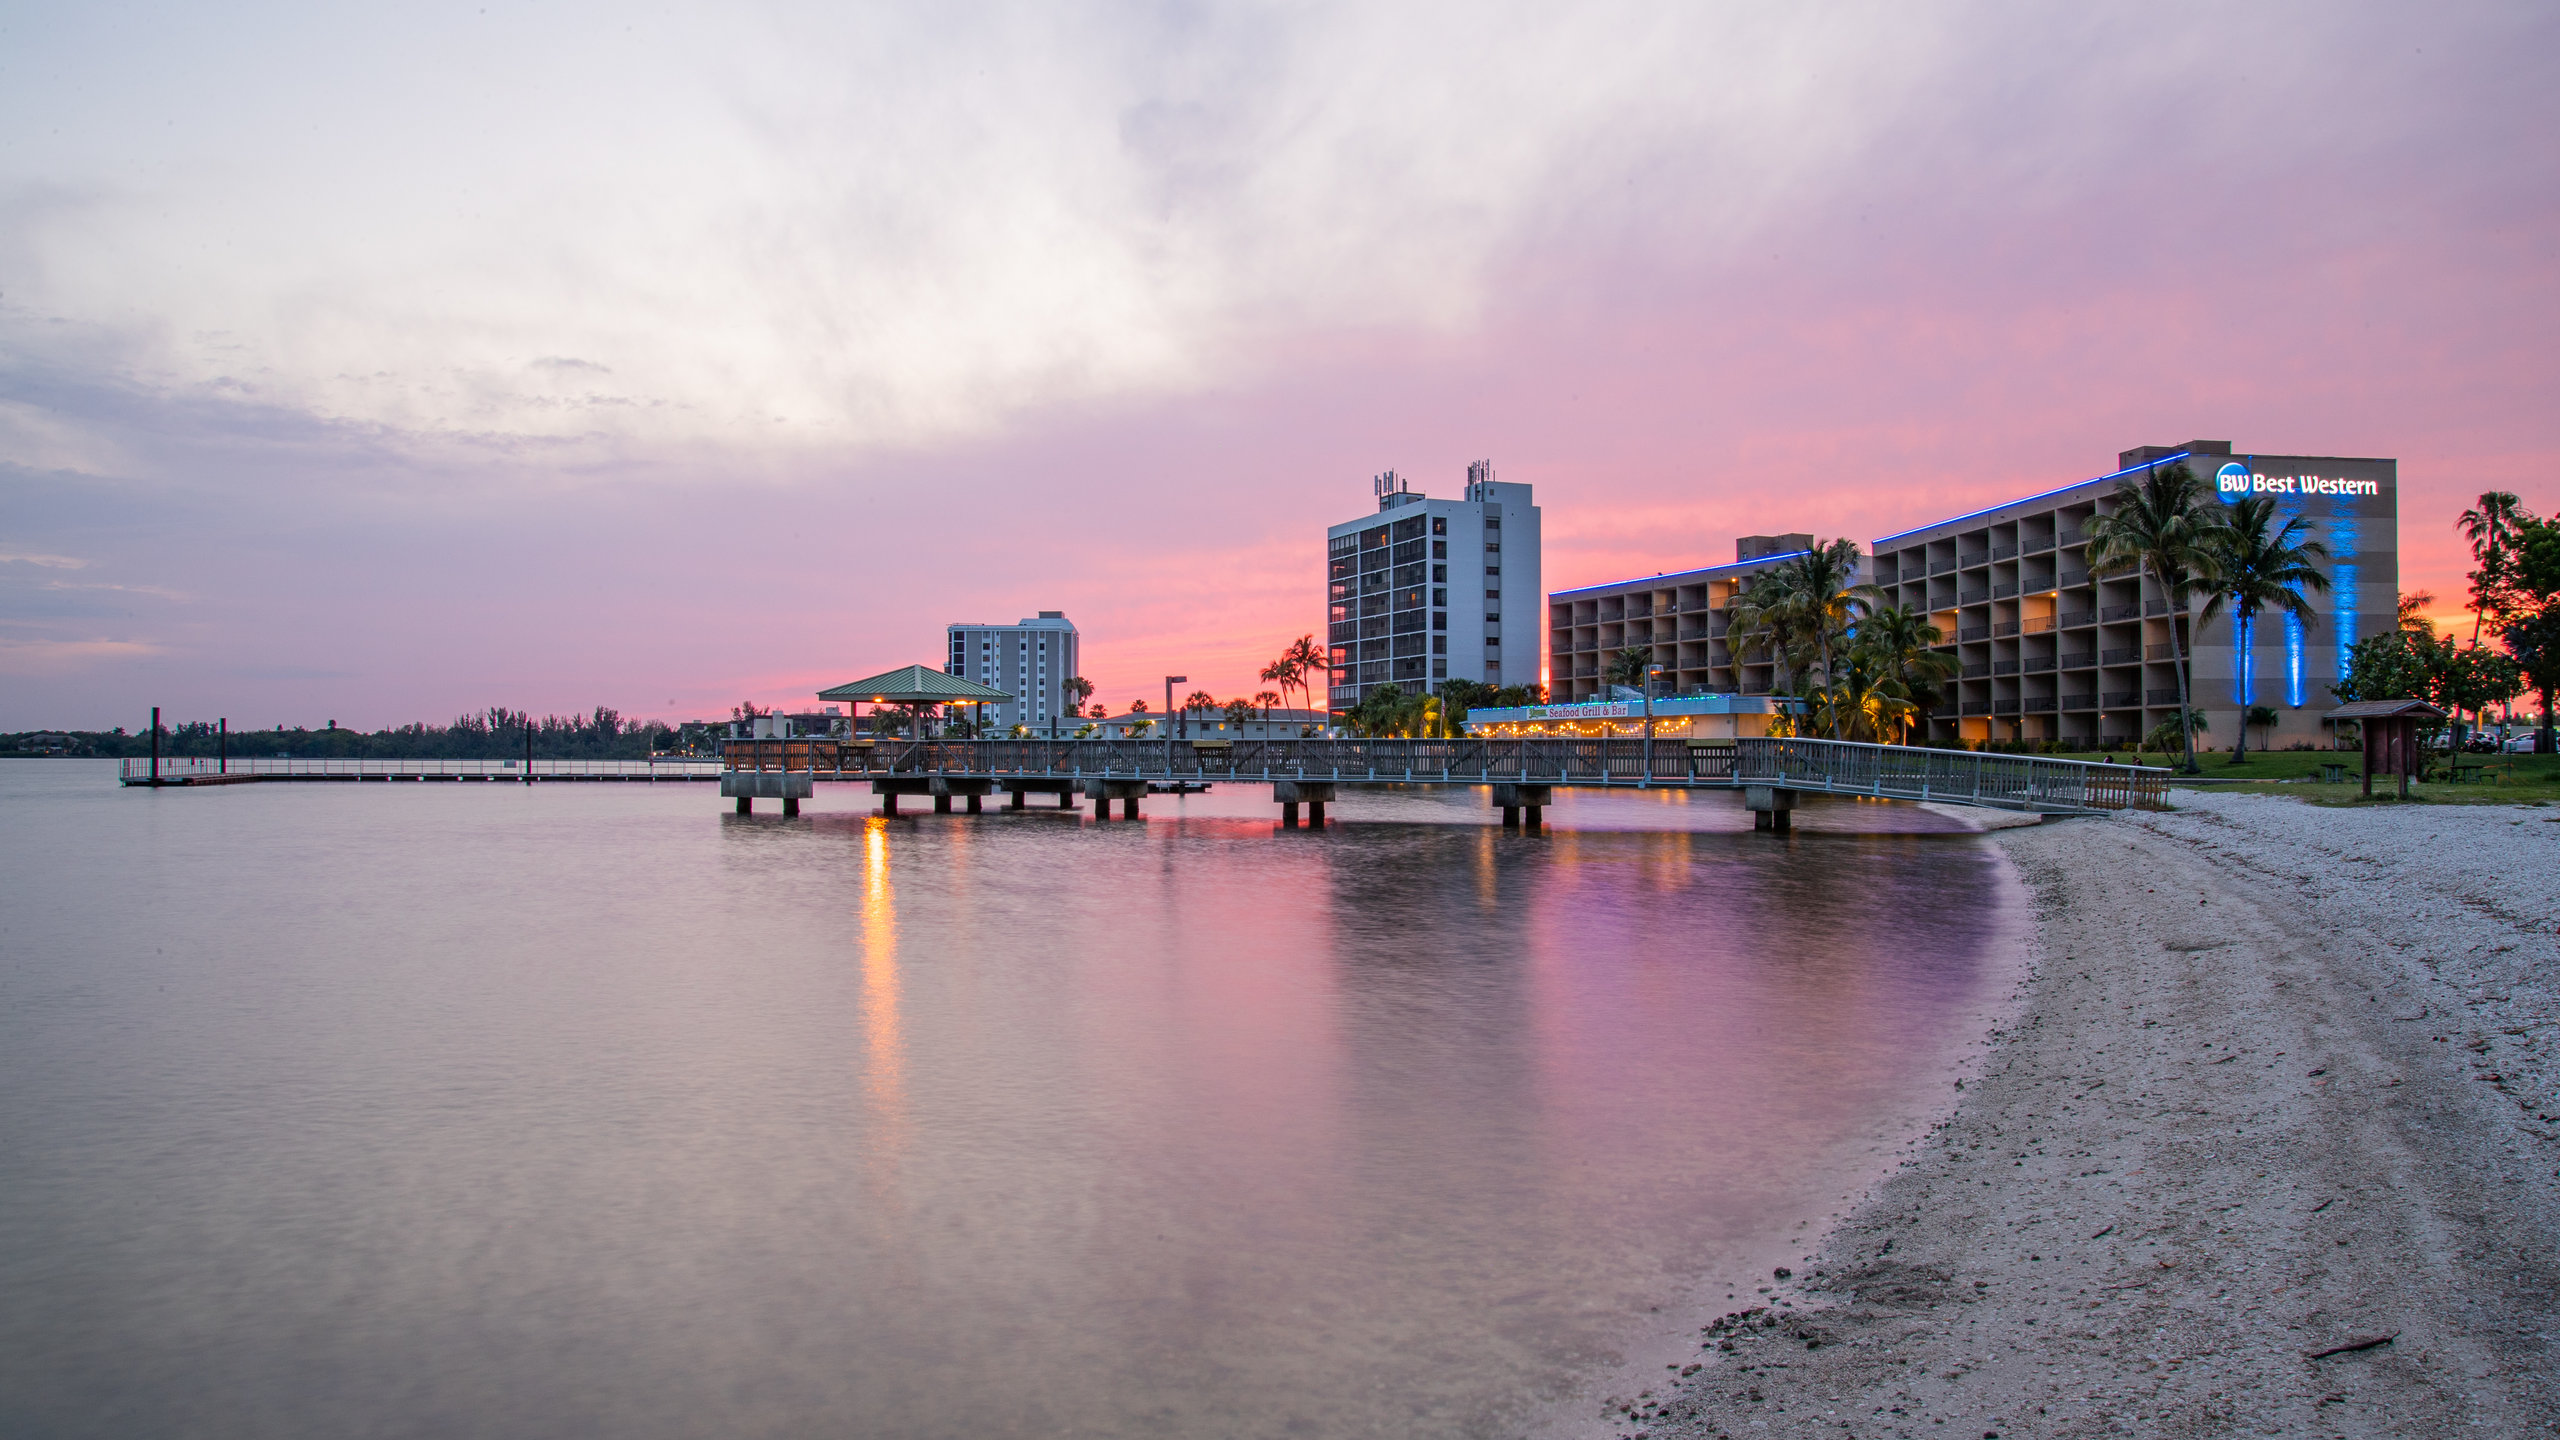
[2140,710,2209,759]
[2398,590,2438,637]
[2501,609,2559,753]
[1262,634,1328,716]
[1348,682,1425,737]
[1606,645,1656,693]
[1436,678,1496,733]
[1222,697,1256,728]
[1063,676,1095,715]
[2457,492,2535,643]
[2335,629,2452,706]
[1850,605,1958,743]
[1252,689,1283,719]
[2247,704,2281,752]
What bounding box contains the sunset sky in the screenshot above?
[4,2,2554,729]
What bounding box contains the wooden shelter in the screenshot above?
[818,664,1015,740]
[2325,698,2446,800]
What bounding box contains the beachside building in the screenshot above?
[1462,693,1783,740]
[1326,463,1541,719]
[946,612,1081,733]
[1546,535,1829,704]
[1866,440,2397,748]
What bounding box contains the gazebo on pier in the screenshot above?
[819,664,1015,740]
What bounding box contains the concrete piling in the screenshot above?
[1492,784,1551,832]
[1272,781,1335,829]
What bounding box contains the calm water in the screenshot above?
[0,762,2021,1439]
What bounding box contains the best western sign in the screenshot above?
[2216,461,2379,499]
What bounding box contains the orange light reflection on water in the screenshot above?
[859,816,906,1123]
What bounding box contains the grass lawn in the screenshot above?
[2042,748,2560,806]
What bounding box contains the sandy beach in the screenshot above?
[1611,790,2560,1440]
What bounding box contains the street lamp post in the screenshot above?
[1642,664,1664,787]
[1165,675,1186,769]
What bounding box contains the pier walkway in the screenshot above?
[121,757,720,785]
[716,735,2168,825]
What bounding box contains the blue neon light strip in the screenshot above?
[1550,550,1812,598]
[2285,610,2305,708]
[2234,611,2254,707]
[1868,453,2191,547]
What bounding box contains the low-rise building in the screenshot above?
[1078,707,1330,740]
[1463,693,1782,740]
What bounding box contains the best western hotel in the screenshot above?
[1551,439,2397,750]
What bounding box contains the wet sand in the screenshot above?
[1611,792,2560,1439]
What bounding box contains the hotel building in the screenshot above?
[1546,535,1823,704]
[1326,464,1541,717]
[945,611,1081,732]
[1868,440,2396,748]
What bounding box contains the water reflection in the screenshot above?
[858,816,906,1146]
[0,768,2019,1440]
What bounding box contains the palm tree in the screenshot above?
[1348,682,1413,737]
[1606,644,1655,694]
[2457,492,2530,643]
[1258,656,1294,714]
[1063,675,1095,715]
[2084,461,2230,773]
[1851,605,1959,743]
[1252,689,1283,721]
[2201,496,2329,764]
[1182,689,1217,737]
[1727,567,1808,696]
[2398,590,2437,637]
[1436,678,1495,734]
[1726,539,1872,737]
[1283,634,1326,714]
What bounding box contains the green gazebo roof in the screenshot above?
[818,664,1013,705]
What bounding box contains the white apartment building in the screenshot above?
[945,612,1081,733]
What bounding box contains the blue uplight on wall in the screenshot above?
[2234,611,2256,706]
[2285,611,2305,708]
[2330,507,2361,686]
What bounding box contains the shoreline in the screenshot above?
[1611,791,2560,1439]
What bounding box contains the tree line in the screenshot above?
[2337,491,2557,754]
[9,707,680,760]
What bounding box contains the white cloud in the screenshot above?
[0,551,90,569]
[0,3,1975,454]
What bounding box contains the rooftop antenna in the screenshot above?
[1466,459,1494,499]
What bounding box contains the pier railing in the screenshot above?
[122,757,722,782]
[1734,738,2167,811]
[717,737,2166,813]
